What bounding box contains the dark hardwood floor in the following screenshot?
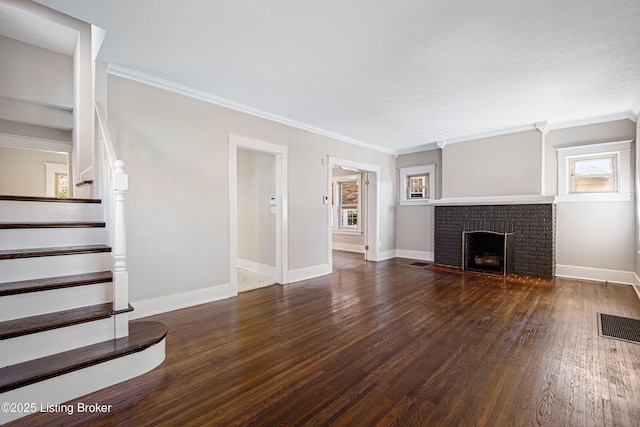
[8,251,640,426]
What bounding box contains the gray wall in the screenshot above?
[107,74,396,303]
[0,146,67,196]
[547,120,636,274]
[395,149,441,255]
[237,149,276,267]
[442,130,542,197]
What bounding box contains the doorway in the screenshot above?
[0,146,69,198]
[327,157,380,271]
[229,135,288,296]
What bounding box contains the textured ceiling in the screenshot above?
[0,2,76,55]
[34,0,640,152]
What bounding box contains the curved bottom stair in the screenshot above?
[0,321,167,425]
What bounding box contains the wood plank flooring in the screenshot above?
[7,251,640,426]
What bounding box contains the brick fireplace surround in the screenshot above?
[434,204,556,279]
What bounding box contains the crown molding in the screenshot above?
[548,111,637,131]
[106,64,397,156]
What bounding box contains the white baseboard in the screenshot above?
[555,265,634,285]
[237,258,276,277]
[634,274,640,299]
[130,283,231,319]
[395,250,434,262]
[375,250,397,261]
[332,242,365,254]
[287,263,331,283]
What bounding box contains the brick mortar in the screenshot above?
[434,204,556,278]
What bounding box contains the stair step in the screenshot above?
[0,271,113,296]
[0,195,100,203]
[0,321,167,393]
[0,222,105,229]
[0,302,132,340]
[0,245,111,260]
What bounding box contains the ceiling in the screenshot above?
[32,0,640,153]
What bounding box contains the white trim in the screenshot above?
[229,134,289,286]
[287,263,332,283]
[130,283,231,319]
[555,265,634,285]
[399,164,436,205]
[376,250,397,261]
[332,242,365,254]
[0,337,165,424]
[395,250,434,261]
[555,193,632,203]
[0,133,72,153]
[237,258,277,278]
[107,64,395,155]
[332,230,362,236]
[43,162,68,198]
[431,195,556,206]
[633,274,640,299]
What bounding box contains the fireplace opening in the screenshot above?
[463,231,514,276]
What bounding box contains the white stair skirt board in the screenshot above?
[555,265,634,285]
[130,283,231,319]
[0,253,111,283]
[0,228,106,250]
[238,268,277,293]
[394,250,434,262]
[332,242,365,254]
[0,283,113,322]
[287,264,331,284]
[0,318,114,366]
[0,201,103,222]
[237,259,276,277]
[0,337,166,424]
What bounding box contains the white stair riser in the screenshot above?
[0,338,166,424]
[0,228,107,250]
[0,200,103,222]
[0,283,113,322]
[0,318,114,367]
[0,253,112,282]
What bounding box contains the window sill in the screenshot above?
[399,199,432,206]
[555,192,631,203]
[332,229,362,236]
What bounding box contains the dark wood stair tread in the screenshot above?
[0,271,113,296]
[0,195,101,203]
[0,302,132,340]
[0,222,106,229]
[0,245,111,260]
[0,321,167,393]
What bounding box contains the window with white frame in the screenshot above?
[557,140,631,202]
[332,174,362,233]
[399,164,436,205]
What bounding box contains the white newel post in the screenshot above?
[113,159,129,338]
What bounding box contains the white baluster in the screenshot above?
[113,159,129,338]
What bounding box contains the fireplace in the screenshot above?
[434,204,555,279]
[463,231,514,276]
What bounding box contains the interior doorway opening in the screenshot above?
[327,157,380,271]
[0,146,69,198]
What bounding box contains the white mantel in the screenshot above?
[428,194,556,206]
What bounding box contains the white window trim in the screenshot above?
[556,140,631,202]
[399,164,435,206]
[332,173,362,234]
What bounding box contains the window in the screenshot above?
[557,140,631,202]
[569,154,617,193]
[399,164,436,205]
[332,174,361,233]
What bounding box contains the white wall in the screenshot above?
[0,35,73,109]
[395,149,441,259]
[237,148,276,267]
[0,146,67,196]
[107,74,396,304]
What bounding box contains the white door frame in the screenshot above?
[328,157,380,269]
[229,134,288,295]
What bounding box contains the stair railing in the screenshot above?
[95,102,129,338]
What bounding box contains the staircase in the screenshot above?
[0,195,167,425]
